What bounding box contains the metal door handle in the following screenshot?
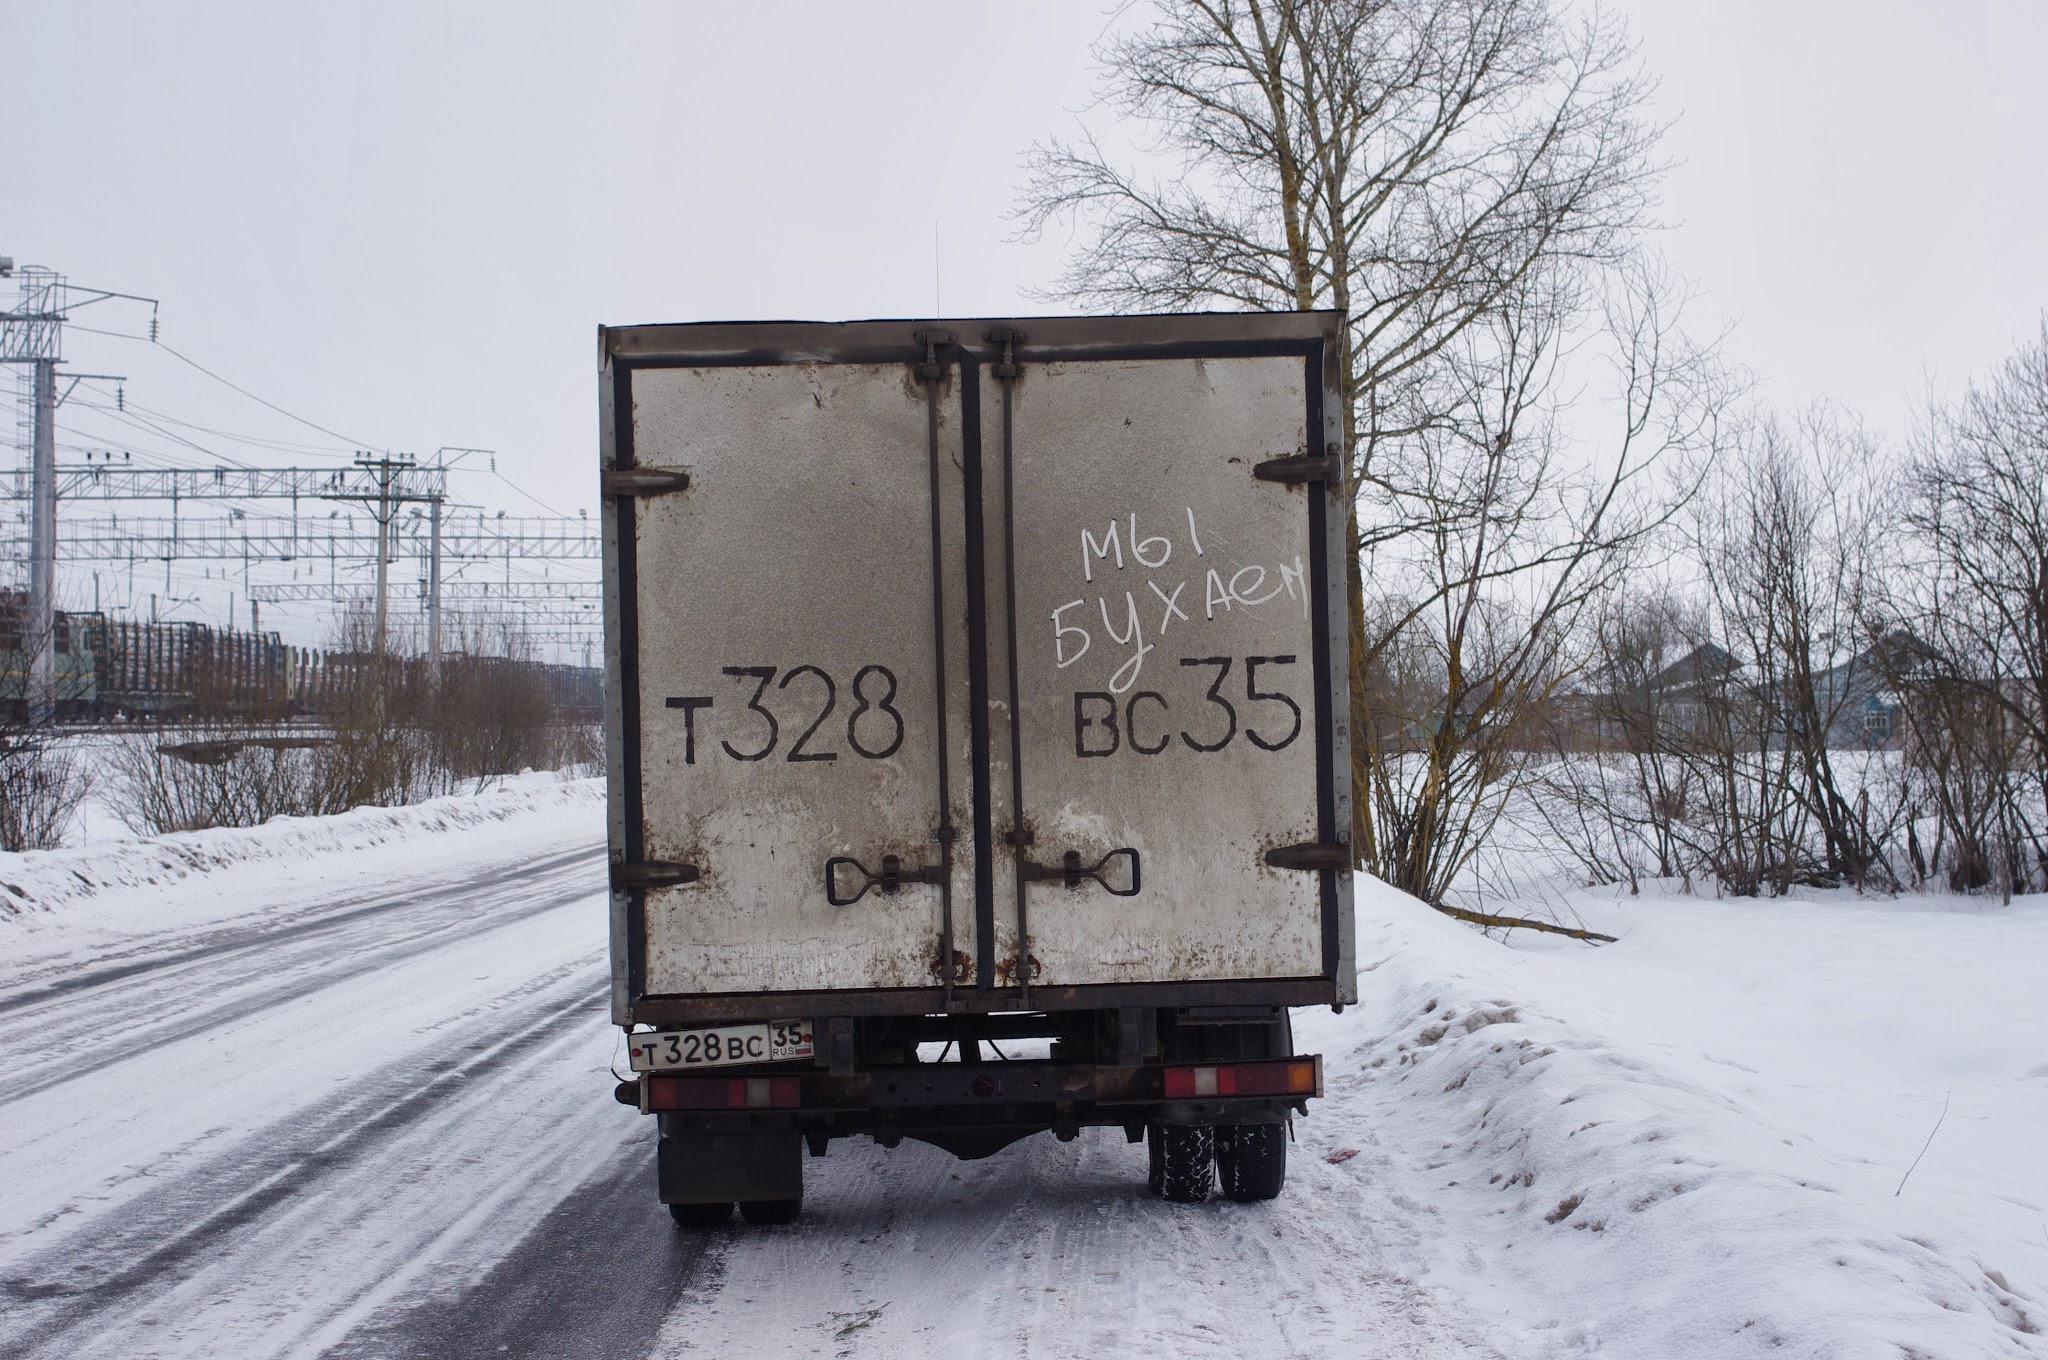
[825,854,946,906]
[1020,847,1140,897]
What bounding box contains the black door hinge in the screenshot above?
[1252,449,1343,484]
[602,468,690,497]
[1264,842,1351,871]
[610,860,700,891]
[985,326,1023,378]
[913,330,956,382]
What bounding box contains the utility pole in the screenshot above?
[2,259,154,722]
[353,451,415,655]
[28,356,54,720]
[426,448,490,679]
[428,492,443,677]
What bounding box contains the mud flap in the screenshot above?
[658,1133,801,1204]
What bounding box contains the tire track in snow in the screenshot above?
[0,848,605,1107]
[0,845,602,1017]
[317,1141,709,1360]
[647,1125,1507,1360]
[0,972,613,1359]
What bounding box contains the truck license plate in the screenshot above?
[627,1020,813,1072]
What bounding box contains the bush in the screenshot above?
[0,732,90,851]
[106,727,318,835]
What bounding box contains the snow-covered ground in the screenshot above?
[1,781,2042,1358]
[1313,880,2048,1358]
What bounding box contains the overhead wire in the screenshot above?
[76,398,261,469]
[62,321,385,451]
[109,398,359,459]
[492,468,574,518]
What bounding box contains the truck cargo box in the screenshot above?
[601,313,1356,1218]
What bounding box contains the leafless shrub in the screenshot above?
[549,718,605,780]
[1875,319,2048,899]
[304,655,447,814]
[0,608,92,850]
[1533,593,1703,890]
[107,725,320,835]
[427,655,556,792]
[0,732,90,851]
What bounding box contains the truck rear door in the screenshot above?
[603,315,1352,1024]
[981,343,1340,993]
[606,352,979,1003]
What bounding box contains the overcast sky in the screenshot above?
[5,1,2044,642]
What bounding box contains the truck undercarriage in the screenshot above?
[617,1006,1316,1224]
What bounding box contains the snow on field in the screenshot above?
[2,779,2043,1358]
[1314,877,2048,1357]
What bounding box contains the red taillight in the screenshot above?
[1162,1058,1318,1099]
[644,1075,802,1111]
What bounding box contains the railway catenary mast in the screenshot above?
[0,260,149,722]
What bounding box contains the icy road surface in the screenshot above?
[0,789,1497,1360]
[4,777,2043,1358]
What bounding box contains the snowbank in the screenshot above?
[1304,876,2048,1358]
[0,774,604,960]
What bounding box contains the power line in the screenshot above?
[91,391,357,458]
[153,338,382,451]
[48,319,383,451]
[493,467,573,517]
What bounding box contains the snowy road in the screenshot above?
[5,783,2045,1357]
[0,820,1499,1360]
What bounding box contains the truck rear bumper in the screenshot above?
[619,1054,1321,1160]
[630,1053,1318,1113]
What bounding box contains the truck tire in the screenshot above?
[1145,1124,1165,1195]
[1216,1123,1286,1202]
[1156,1124,1213,1203]
[739,1196,802,1226]
[668,1201,733,1229]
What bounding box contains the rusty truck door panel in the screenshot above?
[614,360,977,997]
[981,347,1343,990]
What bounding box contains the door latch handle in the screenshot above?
[1020,847,1141,897]
[825,854,946,906]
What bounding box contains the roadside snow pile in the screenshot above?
[0,773,603,936]
[1300,877,2048,1359]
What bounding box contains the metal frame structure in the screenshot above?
[4,513,601,562]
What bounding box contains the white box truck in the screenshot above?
[600,313,1354,1225]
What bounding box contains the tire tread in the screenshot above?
[1217,1123,1287,1202]
[1158,1124,1213,1203]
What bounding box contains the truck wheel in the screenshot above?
[739,1196,802,1226]
[1145,1124,1165,1195]
[1216,1124,1287,1202]
[668,1201,733,1229]
[1156,1125,1213,1203]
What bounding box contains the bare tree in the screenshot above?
[1348,259,1718,905]
[1688,407,1900,892]
[1880,320,2048,898]
[1018,0,1674,916]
